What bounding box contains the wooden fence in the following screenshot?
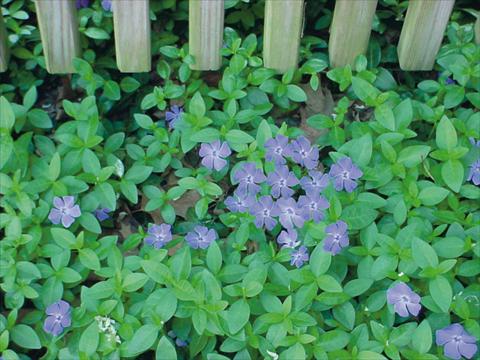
[0,0,476,75]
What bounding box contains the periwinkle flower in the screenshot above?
[469,137,480,148]
[144,224,172,249]
[165,105,183,129]
[76,0,89,8]
[48,196,81,228]
[250,196,278,231]
[287,136,319,169]
[266,165,299,198]
[467,159,480,186]
[185,226,217,249]
[298,193,329,223]
[101,0,112,11]
[176,338,188,347]
[290,246,309,268]
[300,170,329,196]
[199,140,231,171]
[43,300,71,336]
[225,188,255,213]
[329,157,363,192]
[233,162,266,195]
[386,282,421,317]
[264,134,289,165]
[277,228,300,249]
[323,220,349,255]
[436,324,478,360]
[94,207,111,222]
[273,197,304,229]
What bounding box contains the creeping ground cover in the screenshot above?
[0,0,480,359]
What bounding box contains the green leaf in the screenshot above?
[317,274,342,292]
[397,145,431,168]
[120,77,141,93]
[124,325,158,357]
[333,301,355,330]
[190,128,220,143]
[310,244,331,277]
[96,182,117,210]
[342,205,378,230]
[189,92,206,118]
[227,299,250,334]
[156,336,177,360]
[441,160,464,192]
[226,130,254,145]
[436,117,457,150]
[79,322,99,355]
[286,84,307,102]
[122,273,148,292]
[0,96,15,129]
[375,104,395,131]
[429,276,452,313]
[51,228,77,249]
[79,248,101,271]
[412,237,438,269]
[27,109,52,128]
[134,114,154,129]
[206,241,222,274]
[170,246,191,280]
[84,27,110,40]
[11,325,41,349]
[103,80,121,100]
[411,320,432,353]
[351,77,379,104]
[418,186,449,206]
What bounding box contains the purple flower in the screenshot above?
[266,165,299,198]
[445,77,455,85]
[185,226,217,249]
[233,162,266,195]
[272,197,304,229]
[300,170,329,196]
[329,157,363,192]
[250,196,278,230]
[436,324,478,360]
[101,0,112,11]
[469,137,480,148]
[225,188,256,213]
[144,224,172,249]
[290,246,309,268]
[76,0,90,8]
[277,228,300,249]
[467,159,480,186]
[323,220,349,255]
[265,135,289,165]
[94,207,111,222]
[43,300,71,336]
[176,338,188,347]
[386,282,421,317]
[165,105,183,129]
[287,136,319,169]
[298,193,329,223]
[199,140,231,171]
[48,196,81,228]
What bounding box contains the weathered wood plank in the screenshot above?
[263,0,304,73]
[0,14,9,72]
[329,0,378,68]
[35,0,80,74]
[398,0,455,71]
[189,0,224,71]
[113,0,151,72]
[475,17,480,45]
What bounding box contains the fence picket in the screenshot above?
[113,0,151,72]
[263,0,304,73]
[329,0,378,68]
[0,14,9,72]
[398,0,455,71]
[35,0,80,74]
[475,17,480,45]
[189,0,224,71]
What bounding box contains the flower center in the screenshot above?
[212,150,218,157]
[341,171,350,179]
[263,209,270,217]
[286,208,294,215]
[55,313,62,321]
[333,234,341,242]
[246,175,253,183]
[300,150,307,157]
[453,335,462,343]
[275,147,282,155]
[401,295,409,302]
[279,179,285,187]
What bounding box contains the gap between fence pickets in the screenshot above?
[113,0,151,73]
[34,0,81,74]
[398,0,455,71]
[0,12,9,72]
